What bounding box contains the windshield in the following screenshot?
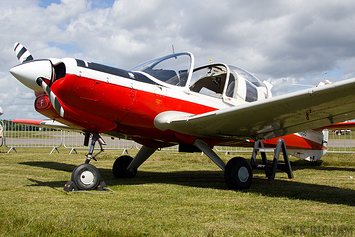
[130,52,193,87]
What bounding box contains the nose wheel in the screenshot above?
[71,163,101,190]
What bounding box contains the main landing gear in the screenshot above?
[193,139,253,190]
[112,145,157,178]
[195,138,293,190]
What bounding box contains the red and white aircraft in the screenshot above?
[9,43,355,190]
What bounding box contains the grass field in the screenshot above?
[0,147,354,236]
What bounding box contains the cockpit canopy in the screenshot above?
[130,52,194,87]
[229,66,269,101]
[190,64,269,102]
[130,52,269,102]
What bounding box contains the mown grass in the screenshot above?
[0,147,354,236]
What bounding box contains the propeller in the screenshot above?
[14,42,33,63]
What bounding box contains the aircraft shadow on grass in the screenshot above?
[20,161,355,206]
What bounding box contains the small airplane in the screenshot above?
[9,42,355,190]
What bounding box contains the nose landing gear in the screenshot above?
[64,132,106,192]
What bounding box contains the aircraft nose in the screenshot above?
[9,60,53,92]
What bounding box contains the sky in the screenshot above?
[1,0,355,119]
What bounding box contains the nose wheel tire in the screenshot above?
[71,163,101,190]
[225,157,253,190]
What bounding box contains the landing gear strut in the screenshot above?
[69,132,106,191]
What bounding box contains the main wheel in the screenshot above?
[71,163,101,190]
[225,157,253,190]
[112,155,136,178]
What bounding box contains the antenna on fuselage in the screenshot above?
[172,45,177,58]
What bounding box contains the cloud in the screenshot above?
[2,0,355,118]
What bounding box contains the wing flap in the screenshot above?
[155,77,355,140]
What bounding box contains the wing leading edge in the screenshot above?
[155,77,355,141]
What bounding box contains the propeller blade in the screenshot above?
[36,77,64,117]
[14,42,33,63]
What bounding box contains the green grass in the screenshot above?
[0,147,354,236]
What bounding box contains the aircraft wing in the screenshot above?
[12,119,130,140]
[155,77,355,140]
[12,119,81,132]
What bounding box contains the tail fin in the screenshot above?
[14,42,33,63]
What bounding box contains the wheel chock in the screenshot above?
[63,181,78,192]
[96,181,107,191]
[63,180,108,192]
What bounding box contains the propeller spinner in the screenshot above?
[10,42,64,117]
